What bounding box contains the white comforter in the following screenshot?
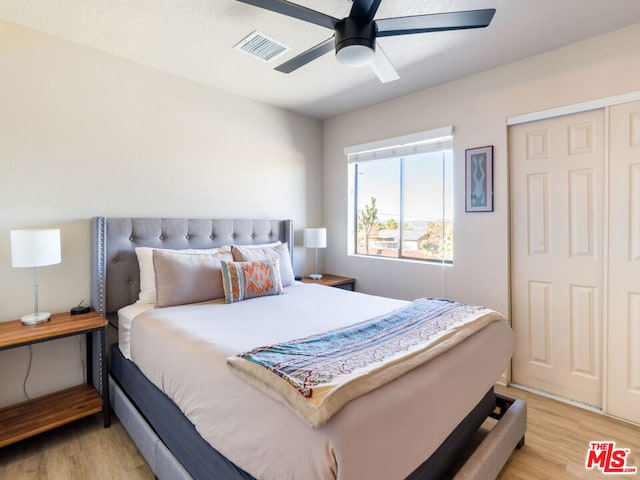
[125,283,514,480]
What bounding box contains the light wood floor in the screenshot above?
[495,386,640,479]
[0,385,638,479]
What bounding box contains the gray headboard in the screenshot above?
[90,217,293,323]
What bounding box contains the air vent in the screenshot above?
[234,31,290,63]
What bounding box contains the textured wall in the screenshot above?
[0,20,322,406]
[323,23,640,313]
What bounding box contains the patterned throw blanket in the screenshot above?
[227,298,505,428]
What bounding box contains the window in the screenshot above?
[346,128,453,263]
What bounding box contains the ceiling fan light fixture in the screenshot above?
[336,43,375,67]
[335,17,376,67]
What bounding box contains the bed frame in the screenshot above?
[90,217,527,480]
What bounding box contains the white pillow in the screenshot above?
[135,246,231,304]
[231,242,295,287]
[234,241,282,249]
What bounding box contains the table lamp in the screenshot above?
[10,228,61,325]
[304,227,326,280]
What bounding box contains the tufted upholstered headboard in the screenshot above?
[90,217,293,324]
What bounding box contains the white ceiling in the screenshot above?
[2,1,640,119]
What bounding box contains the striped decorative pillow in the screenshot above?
[221,258,283,303]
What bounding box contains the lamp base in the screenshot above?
[21,312,51,325]
[309,273,323,280]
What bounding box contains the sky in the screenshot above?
[356,150,453,225]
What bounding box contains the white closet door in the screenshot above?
[607,101,640,423]
[510,110,604,407]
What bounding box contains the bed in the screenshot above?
[90,217,526,480]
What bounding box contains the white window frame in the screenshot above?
[346,126,454,263]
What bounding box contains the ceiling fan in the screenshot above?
[237,0,496,83]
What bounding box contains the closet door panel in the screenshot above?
[607,101,640,424]
[510,110,604,407]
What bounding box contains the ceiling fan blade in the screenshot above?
[275,37,335,73]
[349,0,383,21]
[376,9,496,37]
[370,42,399,83]
[237,0,339,30]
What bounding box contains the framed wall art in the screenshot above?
[465,145,494,212]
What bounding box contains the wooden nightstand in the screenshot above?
[0,311,109,447]
[301,274,356,291]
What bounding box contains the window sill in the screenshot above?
[347,252,453,267]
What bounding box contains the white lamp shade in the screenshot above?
[11,229,61,268]
[304,228,327,249]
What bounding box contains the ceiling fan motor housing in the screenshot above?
[335,16,377,58]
